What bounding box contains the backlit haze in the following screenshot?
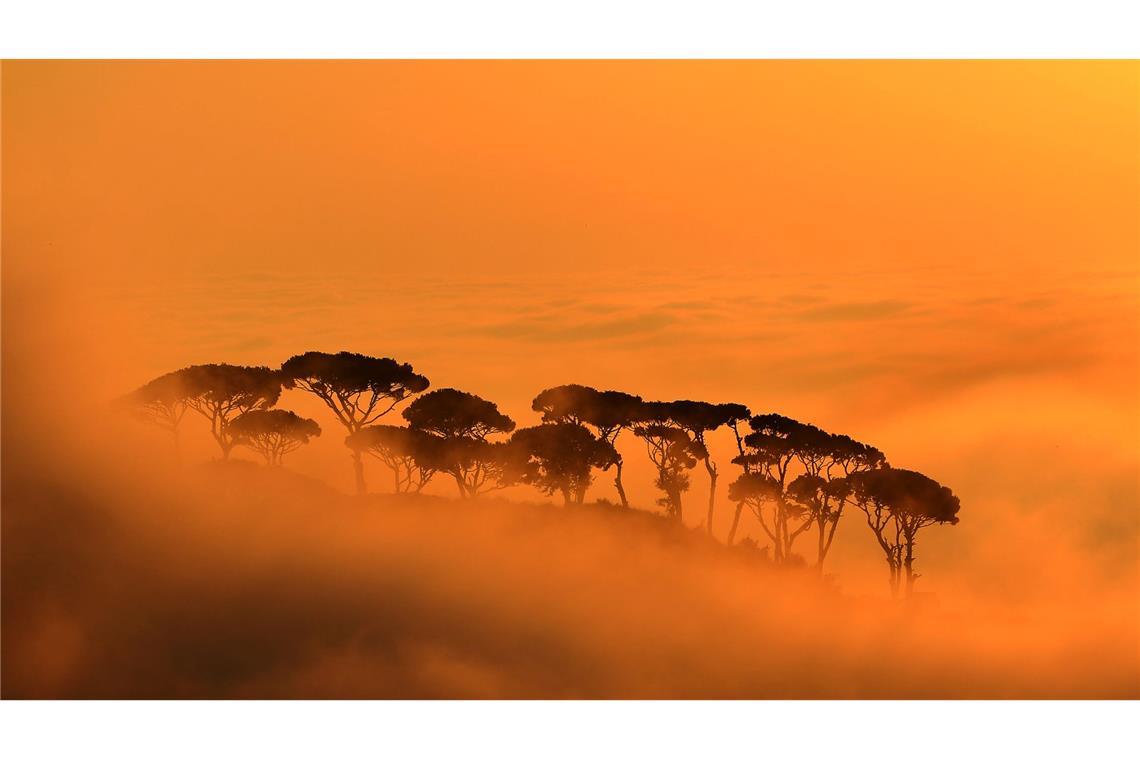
[3,61,1138,697]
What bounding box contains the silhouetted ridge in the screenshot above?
[119,359,960,597]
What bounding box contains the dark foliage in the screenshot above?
[116,369,193,448]
[632,420,703,520]
[511,423,619,505]
[344,424,442,493]
[431,437,526,498]
[531,384,643,507]
[730,412,886,568]
[179,364,285,459]
[838,467,960,596]
[403,388,516,441]
[665,399,751,536]
[229,409,321,465]
[120,356,959,594]
[281,351,429,493]
[400,388,518,497]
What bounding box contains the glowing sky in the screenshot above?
[5,61,1137,280]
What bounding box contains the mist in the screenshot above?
[4,422,1136,697]
[3,280,1137,698]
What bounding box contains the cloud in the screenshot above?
[794,299,913,322]
[470,311,677,343]
[3,453,1135,698]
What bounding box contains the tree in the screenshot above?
[839,467,960,597]
[180,364,285,459]
[531,384,598,427]
[404,388,517,498]
[719,404,759,546]
[117,369,193,454]
[404,388,515,441]
[281,351,429,495]
[829,433,888,476]
[532,385,643,508]
[344,425,441,494]
[632,403,703,520]
[511,423,619,505]
[730,413,813,560]
[785,435,886,571]
[667,400,751,537]
[726,471,783,545]
[730,413,880,563]
[228,409,321,465]
[432,437,524,498]
[785,474,840,570]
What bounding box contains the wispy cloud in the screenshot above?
[470,311,677,343]
[794,299,913,322]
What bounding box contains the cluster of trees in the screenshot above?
[122,351,960,597]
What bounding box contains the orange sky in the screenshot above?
[3,60,1138,601]
[4,61,1137,281]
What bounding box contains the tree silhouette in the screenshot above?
[839,467,960,597]
[511,423,619,505]
[785,434,887,571]
[404,388,515,441]
[281,351,429,495]
[531,384,598,427]
[430,437,524,498]
[115,350,970,603]
[726,470,783,545]
[532,385,642,507]
[668,400,751,537]
[118,369,193,454]
[632,403,703,520]
[785,474,841,569]
[344,424,441,494]
[228,409,321,465]
[730,413,843,561]
[730,414,887,564]
[404,388,517,498]
[178,364,285,459]
[730,414,800,559]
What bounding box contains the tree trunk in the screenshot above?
[211,416,231,460]
[772,501,786,562]
[704,459,718,537]
[351,449,366,495]
[816,518,827,574]
[614,460,629,508]
[818,507,843,573]
[904,538,916,597]
[727,502,744,545]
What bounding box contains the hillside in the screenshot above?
[3,461,1136,698]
